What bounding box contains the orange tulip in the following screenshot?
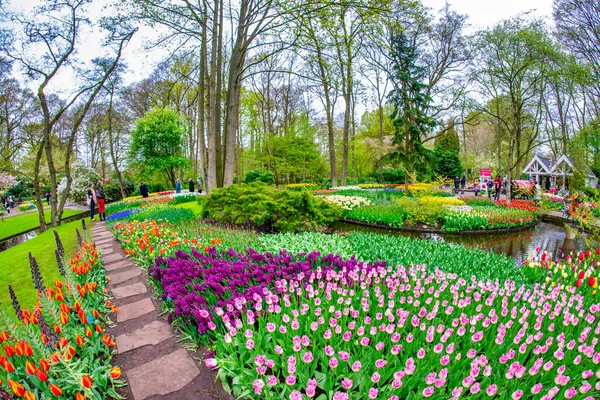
[21,341,33,357]
[109,366,121,379]
[25,360,36,375]
[92,309,99,318]
[49,383,62,396]
[75,393,86,400]
[8,379,25,396]
[58,337,69,348]
[74,301,81,311]
[0,331,9,342]
[59,312,69,325]
[102,334,112,346]
[14,342,24,356]
[95,325,103,333]
[39,358,50,371]
[64,346,76,360]
[59,303,71,313]
[53,324,61,334]
[85,326,92,338]
[54,280,63,288]
[81,374,93,388]
[5,345,15,357]
[36,369,48,382]
[76,336,84,346]
[3,360,14,373]
[24,390,35,400]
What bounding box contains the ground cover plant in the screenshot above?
[0,236,122,398]
[0,209,81,241]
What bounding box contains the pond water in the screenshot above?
[332,221,592,266]
[0,211,88,253]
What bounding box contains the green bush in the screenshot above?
[370,168,405,184]
[201,182,341,232]
[133,206,196,223]
[243,169,275,184]
[103,181,125,203]
[343,204,407,227]
[170,194,199,205]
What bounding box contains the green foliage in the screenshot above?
[395,197,445,226]
[434,121,461,154]
[433,147,464,178]
[257,231,525,285]
[133,206,196,224]
[369,168,405,184]
[201,182,341,232]
[128,107,189,187]
[343,204,407,227]
[170,194,199,205]
[243,169,275,184]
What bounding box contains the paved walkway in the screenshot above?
[91,223,233,400]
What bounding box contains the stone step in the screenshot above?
[105,260,135,272]
[112,282,148,299]
[100,247,115,255]
[108,268,142,286]
[116,320,173,354]
[117,298,155,323]
[126,349,200,400]
[104,253,125,264]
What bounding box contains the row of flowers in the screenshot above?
[494,199,538,213]
[0,234,121,399]
[322,195,372,211]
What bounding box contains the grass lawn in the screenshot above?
[0,218,96,310]
[174,201,203,216]
[0,208,82,241]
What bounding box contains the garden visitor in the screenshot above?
[3,196,9,214]
[453,176,460,194]
[473,183,480,197]
[9,195,14,209]
[87,183,97,222]
[460,176,466,195]
[96,181,106,221]
[197,177,202,193]
[534,181,542,206]
[494,175,502,200]
[486,179,493,199]
[44,192,51,204]
[140,182,149,198]
[189,178,195,193]
[175,179,181,193]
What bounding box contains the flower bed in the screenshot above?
[525,249,600,296]
[495,199,537,213]
[442,207,536,232]
[322,195,371,211]
[209,263,600,400]
[0,239,121,398]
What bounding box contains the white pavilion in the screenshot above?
[522,154,598,190]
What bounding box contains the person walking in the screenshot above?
[453,177,460,194]
[175,179,181,194]
[140,182,149,198]
[9,195,14,209]
[486,179,493,199]
[87,183,97,222]
[494,175,503,201]
[460,176,466,195]
[188,178,195,193]
[96,181,106,221]
[197,177,202,193]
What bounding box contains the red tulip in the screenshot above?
[579,252,584,261]
[588,277,596,287]
[39,358,50,372]
[75,393,86,400]
[21,341,33,357]
[5,345,15,357]
[76,335,84,346]
[3,360,14,373]
[49,383,63,396]
[25,360,36,375]
[586,250,592,258]
[109,366,121,379]
[8,379,25,397]
[81,374,93,388]
[579,270,585,279]
[23,390,35,400]
[576,279,583,287]
[36,369,48,382]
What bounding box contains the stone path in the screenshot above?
[91,223,234,400]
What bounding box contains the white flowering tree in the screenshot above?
[58,163,100,205]
[0,173,17,193]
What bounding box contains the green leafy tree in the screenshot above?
[433,147,464,178]
[129,107,189,187]
[388,31,437,192]
[434,121,460,154]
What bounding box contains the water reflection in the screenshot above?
[332,221,592,266]
[0,231,38,252]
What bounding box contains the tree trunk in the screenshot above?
[107,88,126,198]
[215,0,224,187]
[33,139,47,232]
[206,0,220,193]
